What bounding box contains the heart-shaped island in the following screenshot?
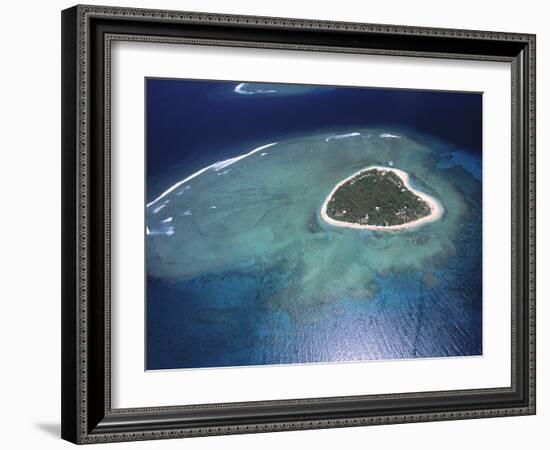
[321,166,443,230]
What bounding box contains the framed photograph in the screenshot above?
[61,4,536,444]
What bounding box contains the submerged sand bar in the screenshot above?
[321,166,443,231]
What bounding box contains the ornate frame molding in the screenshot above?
[61,4,536,444]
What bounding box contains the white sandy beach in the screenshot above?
[320,166,444,231]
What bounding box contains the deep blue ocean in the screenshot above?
[146,80,481,201]
[146,79,482,370]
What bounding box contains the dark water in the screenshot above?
[146,79,482,370]
[146,79,481,202]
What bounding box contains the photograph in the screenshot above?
[0,0,544,446]
[145,79,483,370]
[56,3,537,444]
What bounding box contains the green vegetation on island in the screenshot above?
[326,169,431,227]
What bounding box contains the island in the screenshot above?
[320,166,443,230]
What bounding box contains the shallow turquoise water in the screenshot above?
[146,129,482,369]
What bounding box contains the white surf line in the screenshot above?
[320,166,444,231]
[325,132,361,142]
[146,225,174,236]
[234,83,277,95]
[152,202,168,214]
[380,133,401,138]
[146,142,278,208]
[234,83,249,94]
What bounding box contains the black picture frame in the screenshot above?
[61,4,536,444]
